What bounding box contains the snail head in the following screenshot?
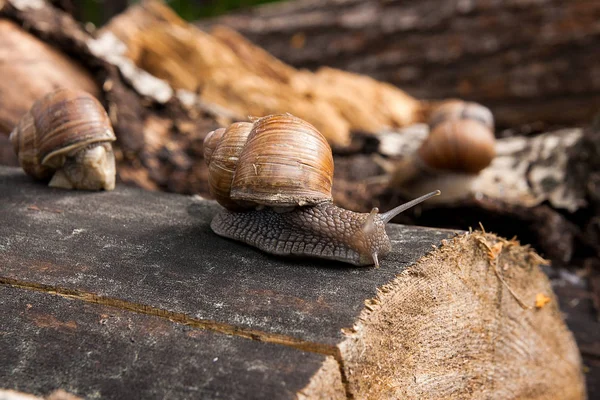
[354,190,441,267]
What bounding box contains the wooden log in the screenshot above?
[0,285,344,399]
[0,166,585,399]
[0,18,99,134]
[96,0,431,148]
[202,0,600,130]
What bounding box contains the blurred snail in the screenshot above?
[10,88,117,191]
[204,113,440,267]
[391,100,496,188]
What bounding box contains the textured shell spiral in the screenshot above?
[204,114,334,210]
[9,88,116,178]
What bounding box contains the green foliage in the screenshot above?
[166,0,281,19]
[78,0,282,26]
[78,0,104,26]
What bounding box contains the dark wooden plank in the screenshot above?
[0,285,337,400]
[0,166,454,348]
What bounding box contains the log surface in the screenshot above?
[0,166,585,399]
[0,285,337,400]
[0,167,453,345]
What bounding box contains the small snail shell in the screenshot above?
[418,119,496,174]
[418,101,496,174]
[9,88,117,191]
[389,101,496,201]
[205,113,440,267]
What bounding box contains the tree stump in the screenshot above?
[0,166,585,399]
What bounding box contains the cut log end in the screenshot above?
[297,356,346,400]
[340,232,585,399]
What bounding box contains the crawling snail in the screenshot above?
[204,113,440,267]
[391,100,497,188]
[10,88,117,191]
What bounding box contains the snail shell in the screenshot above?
[10,88,117,190]
[418,101,496,174]
[418,119,496,174]
[204,113,334,210]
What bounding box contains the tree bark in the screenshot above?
[201,0,600,130]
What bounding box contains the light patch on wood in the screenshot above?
[87,32,173,104]
[477,128,583,211]
[10,0,44,11]
[30,313,78,331]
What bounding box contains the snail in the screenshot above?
[9,88,117,191]
[204,113,440,267]
[390,100,497,189]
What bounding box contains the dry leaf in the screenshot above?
[535,293,551,309]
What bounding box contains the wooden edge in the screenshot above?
[296,356,346,400]
[338,231,586,399]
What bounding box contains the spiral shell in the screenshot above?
[9,88,117,190]
[204,122,254,210]
[204,114,334,209]
[418,119,496,174]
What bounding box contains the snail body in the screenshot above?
[10,88,117,191]
[205,113,439,267]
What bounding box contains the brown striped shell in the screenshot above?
[418,119,496,173]
[9,88,116,180]
[204,114,334,210]
[419,101,496,174]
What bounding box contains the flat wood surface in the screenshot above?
[0,166,591,399]
[0,285,332,400]
[0,167,453,347]
[0,165,454,398]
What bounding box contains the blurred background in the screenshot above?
[56,0,280,24]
